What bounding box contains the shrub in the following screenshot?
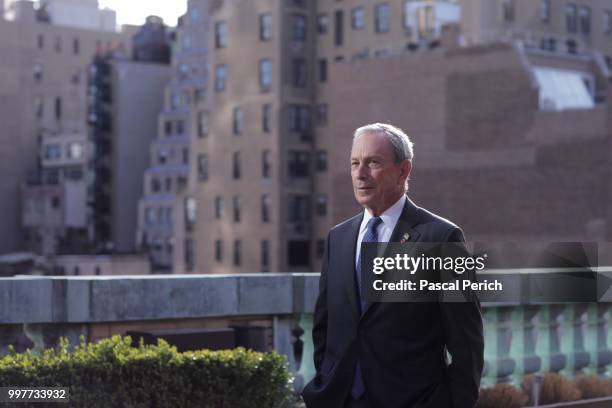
[522,373,581,406]
[0,335,293,408]
[572,374,612,399]
[476,384,527,408]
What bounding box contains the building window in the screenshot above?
[35,97,43,119]
[317,104,328,126]
[71,68,80,85]
[316,150,328,172]
[54,97,62,120]
[566,4,578,33]
[416,5,435,37]
[164,120,172,136]
[316,239,325,259]
[194,87,206,103]
[288,196,310,222]
[185,197,196,228]
[215,240,223,262]
[316,194,328,216]
[215,21,227,48]
[233,107,243,135]
[178,63,189,80]
[539,0,550,22]
[292,14,307,42]
[66,142,83,159]
[375,3,391,33]
[261,240,270,271]
[288,241,310,267]
[288,151,310,178]
[233,240,241,266]
[184,238,195,271]
[151,178,161,193]
[198,111,209,137]
[605,12,612,34]
[169,92,180,109]
[176,120,185,135]
[37,34,44,49]
[260,13,272,41]
[198,154,209,181]
[317,14,329,34]
[33,64,43,82]
[335,10,344,46]
[579,6,591,35]
[261,194,271,223]
[319,59,328,82]
[352,7,365,30]
[146,207,157,225]
[44,144,61,159]
[287,106,311,135]
[262,104,272,132]
[215,65,227,92]
[292,58,307,88]
[233,196,241,223]
[262,150,271,178]
[232,152,241,179]
[215,196,224,219]
[73,38,80,55]
[259,58,272,91]
[502,0,515,22]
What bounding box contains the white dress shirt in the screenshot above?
[355,195,407,269]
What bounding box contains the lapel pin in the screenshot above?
[400,233,410,243]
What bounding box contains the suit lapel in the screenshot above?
[341,213,364,322]
[361,197,423,317]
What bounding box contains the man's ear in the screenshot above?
[400,160,412,184]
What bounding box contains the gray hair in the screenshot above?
[353,123,414,163]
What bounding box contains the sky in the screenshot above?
[98,0,187,27]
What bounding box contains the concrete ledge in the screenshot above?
[0,274,321,324]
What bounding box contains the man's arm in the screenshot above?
[312,232,330,373]
[440,227,484,408]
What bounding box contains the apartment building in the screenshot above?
[186,0,462,274]
[87,17,171,254]
[136,0,209,273]
[0,0,129,255]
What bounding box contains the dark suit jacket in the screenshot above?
[301,197,484,408]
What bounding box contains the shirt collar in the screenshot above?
[360,195,407,234]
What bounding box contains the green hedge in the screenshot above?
[0,335,294,408]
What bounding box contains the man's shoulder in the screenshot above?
[329,213,362,236]
[416,206,460,230]
[413,205,464,240]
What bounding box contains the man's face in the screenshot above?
[350,132,411,216]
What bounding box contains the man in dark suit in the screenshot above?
[301,123,484,408]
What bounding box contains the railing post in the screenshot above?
[482,306,515,386]
[536,304,566,373]
[295,313,315,392]
[509,305,541,386]
[584,303,612,375]
[560,303,590,377]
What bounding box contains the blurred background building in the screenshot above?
[86,16,171,255]
[2,0,612,276]
[136,0,209,273]
[187,0,612,275]
[0,0,129,257]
